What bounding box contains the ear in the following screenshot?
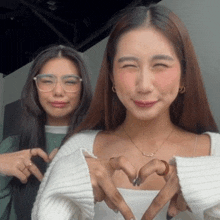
[179,76,186,94]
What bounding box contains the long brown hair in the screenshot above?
[63,5,218,143]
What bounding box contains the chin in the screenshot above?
[137,116,157,121]
[130,112,156,121]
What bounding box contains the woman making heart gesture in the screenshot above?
[0,45,92,220]
[32,5,220,220]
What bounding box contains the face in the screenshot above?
[112,27,182,121]
[37,57,82,126]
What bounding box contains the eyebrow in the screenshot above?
[63,75,79,79]
[117,56,139,63]
[38,74,53,78]
[151,54,174,61]
[39,74,78,78]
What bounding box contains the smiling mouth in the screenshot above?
[134,100,157,107]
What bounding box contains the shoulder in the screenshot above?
[0,135,20,153]
[175,128,210,157]
[195,133,211,156]
[203,132,220,156]
[177,131,219,157]
[59,130,101,154]
[93,130,123,157]
[65,130,101,144]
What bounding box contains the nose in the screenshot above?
[53,80,65,96]
[136,67,154,93]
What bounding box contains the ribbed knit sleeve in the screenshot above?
[32,131,99,220]
[175,156,220,219]
[32,148,95,220]
[175,132,220,219]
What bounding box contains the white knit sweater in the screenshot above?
[31,131,220,220]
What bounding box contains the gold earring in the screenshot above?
[179,86,186,94]
[112,86,116,93]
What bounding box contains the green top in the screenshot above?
[0,132,66,220]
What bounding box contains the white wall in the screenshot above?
[159,0,220,128]
[0,73,4,142]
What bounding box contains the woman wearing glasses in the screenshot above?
[0,45,92,220]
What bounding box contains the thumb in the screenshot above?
[49,148,59,161]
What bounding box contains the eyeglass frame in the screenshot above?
[33,74,83,93]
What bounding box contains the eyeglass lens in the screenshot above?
[35,74,81,92]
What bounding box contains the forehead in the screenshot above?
[39,57,80,76]
[115,27,177,60]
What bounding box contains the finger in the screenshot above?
[176,193,188,212]
[167,194,181,219]
[109,156,137,184]
[141,173,180,220]
[17,163,26,172]
[49,148,59,161]
[30,148,50,162]
[21,167,32,178]
[27,162,44,181]
[104,196,118,213]
[92,181,106,203]
[99,175,135,220]
[14,170,28,184]
[137,159,169,186]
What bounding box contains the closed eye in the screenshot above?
[41,79,53,84]
[65,81,77,85]
[122,64,138,68]
[153,63,169,68]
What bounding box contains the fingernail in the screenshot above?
[166,213,173,220]
[134,177,142,186]
[132,178,137,186]
[130,218,136,220]
[113,209,118,214]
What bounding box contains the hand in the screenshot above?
[0,148,50,183]
[135,159,190,220]
[86,156,137,220]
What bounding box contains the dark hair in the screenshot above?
[19,45,92,151]
[64,4,218,142]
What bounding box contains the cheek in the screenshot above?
[156,67,181,93]
[68,91,81,107]
[37,92,47,106]
[115,71,136,91]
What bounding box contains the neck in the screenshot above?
[46,116,70,126]
[121,111,175,140]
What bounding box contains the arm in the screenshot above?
[0,176,14,220]
[32,131,100,220]
[138,133,220,220]
[176,132,220,219]
[0,136,50,220]
[32,148,95,220]
[32,130,137,220]
[175,156,220,219]
[0,136,19,220]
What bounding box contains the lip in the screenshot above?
[134,100,157,107]
[50,101,68,108]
